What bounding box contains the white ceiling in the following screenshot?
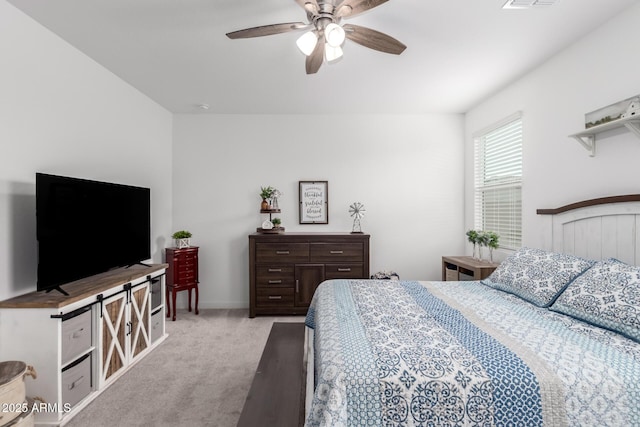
[8,0,637,114]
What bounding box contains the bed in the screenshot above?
[303,195,640,426]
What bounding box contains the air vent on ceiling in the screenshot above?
[503,0,558,9]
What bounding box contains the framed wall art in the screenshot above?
[299,181,328,224]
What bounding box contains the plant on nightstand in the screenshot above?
[485,231,500,262]
[172,230,192,249]
[466,229,479,259]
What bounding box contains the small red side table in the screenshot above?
[165,246,199,321]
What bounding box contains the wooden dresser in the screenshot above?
[165,246,199,321]
[248,232,370,317]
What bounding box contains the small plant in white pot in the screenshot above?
[172,230,192,249]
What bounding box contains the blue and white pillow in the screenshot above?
[551,258,640,343]
[482,247,593,307]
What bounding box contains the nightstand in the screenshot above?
[442,256,499,281]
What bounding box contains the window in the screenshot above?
[474,114,522,250]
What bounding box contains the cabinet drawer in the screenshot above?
[256,243,309,263]
[256,288,294,307]
[325,264,364,279]
[61,307,92,366]
[310,243,363,262]
[150,308,163,343]
[62,353,92,408]
[256,266,294,287]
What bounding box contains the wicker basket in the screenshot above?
[445,267,458,282]
[0,361,36,426]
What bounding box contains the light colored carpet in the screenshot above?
[64,309,304,427]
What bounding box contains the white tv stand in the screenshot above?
[0,264,168,426]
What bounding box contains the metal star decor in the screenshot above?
[349,202,366,234]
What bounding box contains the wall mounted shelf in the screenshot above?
[570,116,640,156]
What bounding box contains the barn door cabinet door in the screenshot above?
[100,283,151,386]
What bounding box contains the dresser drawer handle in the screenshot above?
[337,268,352,272]
[268,295,282,300]
[268,280,282,284]
[268,268,282,272]
[275,251,290,255]
[330,250,344,254]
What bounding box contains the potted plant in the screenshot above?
[486,231,500,262]
[466,229,479,259]
[271,217,282,228]
[260,186,274,210]
[477,231,489,260]
[172,230,192,249]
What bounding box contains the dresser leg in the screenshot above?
[188,288,192,312]
[172,290,177,321]
[195,285,199,315]
[166,286,171,319]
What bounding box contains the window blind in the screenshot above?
[474,114,522,250]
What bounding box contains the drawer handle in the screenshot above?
[69,376,85,390]
[268,268,282,272]
[296,279,299,294]
[268,296,282,300]
[268,280,282,284]
[276,251,290,255]
[72,328,85,339]
[337,268,352,272]
[330,250,344,254]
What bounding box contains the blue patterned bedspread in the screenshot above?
[304,279,640,426]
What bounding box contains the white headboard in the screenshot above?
[537,195,640,265]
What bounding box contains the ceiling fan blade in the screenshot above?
[226,22,310,39]
[294,0,319,14]
[305,36,325,74]
[343,23,406,55]
[335,0,388,18]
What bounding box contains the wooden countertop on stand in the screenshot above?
[0,264,168,309]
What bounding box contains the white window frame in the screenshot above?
[473,113,523,251]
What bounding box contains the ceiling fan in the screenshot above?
[226,0,406,74]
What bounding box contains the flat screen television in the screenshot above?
[36,173,151,294]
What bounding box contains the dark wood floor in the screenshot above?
[237,322,306,427]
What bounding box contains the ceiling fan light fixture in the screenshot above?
[296,31,318,56]
[325,44,343,63]
[325,23,345,47]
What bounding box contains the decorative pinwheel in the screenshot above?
[349,202,366,234]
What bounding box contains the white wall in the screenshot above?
[0,1,173,300]
[173,114,464,308]
[465,3,640,255]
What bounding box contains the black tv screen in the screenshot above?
[36,173,151,292]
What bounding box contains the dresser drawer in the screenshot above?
[256,243,309,263]
[325,264,364,279]
[176,259,197,270]
[310,243,363,262]
[174,272,197,283]
[256,266,294,287]
[256,288,294,307]
[174,249,198,259]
